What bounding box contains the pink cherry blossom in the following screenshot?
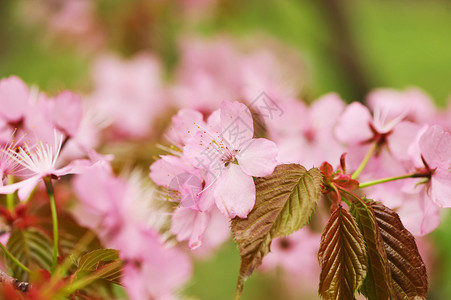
[183,101,278,218]
[0,131,89,200]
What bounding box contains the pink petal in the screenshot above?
[397,192,440,236]
[0,176,41,201]
[149,156,192,188]
[430,169,451,208]
[171,207,209,249]
[53,159,93,177]
[264,100,307,138]
[220,101,254,149]
[17,176,41,201]
[166,109,204,146]
[419,125,451,168]
[367,88,436,124]
[214,164,255,218]
[388,121,421,162]
[183,131,222,172]
[72,164,125,213]
[51,91,83,137]
[0,76,29,122]
[310,93,346,129]
[237,138,278,177]
[335,102,373,145]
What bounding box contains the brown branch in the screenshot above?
[316,0,372,102]
[0,269,30,292]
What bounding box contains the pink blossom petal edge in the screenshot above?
[214,163,255,219]
[237,138,278,177]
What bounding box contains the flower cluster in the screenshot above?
[0,34,451,299]
[150,100,278,249]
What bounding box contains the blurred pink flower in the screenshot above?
[172,36,304,113]
[366,88,436,124]
[122,230,192,300]
[0,76,29,125]
[45,91,83,138]
[261,228,320,283]
[89,53,167,139]
[172,37,242,113]
[73,163,192,299]
[273,94,346,168]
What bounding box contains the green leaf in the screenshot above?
[78,249,119,272]
[318,207,367,300]
[77,249,122,284]
[6,228,53,281]
[231,164,323,299]
[370,202,428,299]
[350,198,396,300]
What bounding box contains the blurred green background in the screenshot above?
[1,0,451,299]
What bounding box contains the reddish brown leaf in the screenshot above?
[318,207,367,300]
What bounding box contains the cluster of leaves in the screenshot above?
[0,196,123,299]
[232,164,428,300]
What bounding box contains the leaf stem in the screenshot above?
[359,174,419,188]
[234,280,244,300]
[44,177,59,274]
[0,243,31,274]
[352,142,377,179]
[6,176,15,211]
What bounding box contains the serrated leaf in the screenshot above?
[78,249,119,272]
[6,228,53,281]
[371,202,428,299]
[318,207,367,300]
[350,198,396,300]
[231,164,323,298]
[77,249,122,284]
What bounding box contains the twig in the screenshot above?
[0,269,30,292]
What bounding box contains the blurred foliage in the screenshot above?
[1,0,451,299]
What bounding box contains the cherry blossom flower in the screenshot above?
[183,101,278,218]
[0,131,89,201]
